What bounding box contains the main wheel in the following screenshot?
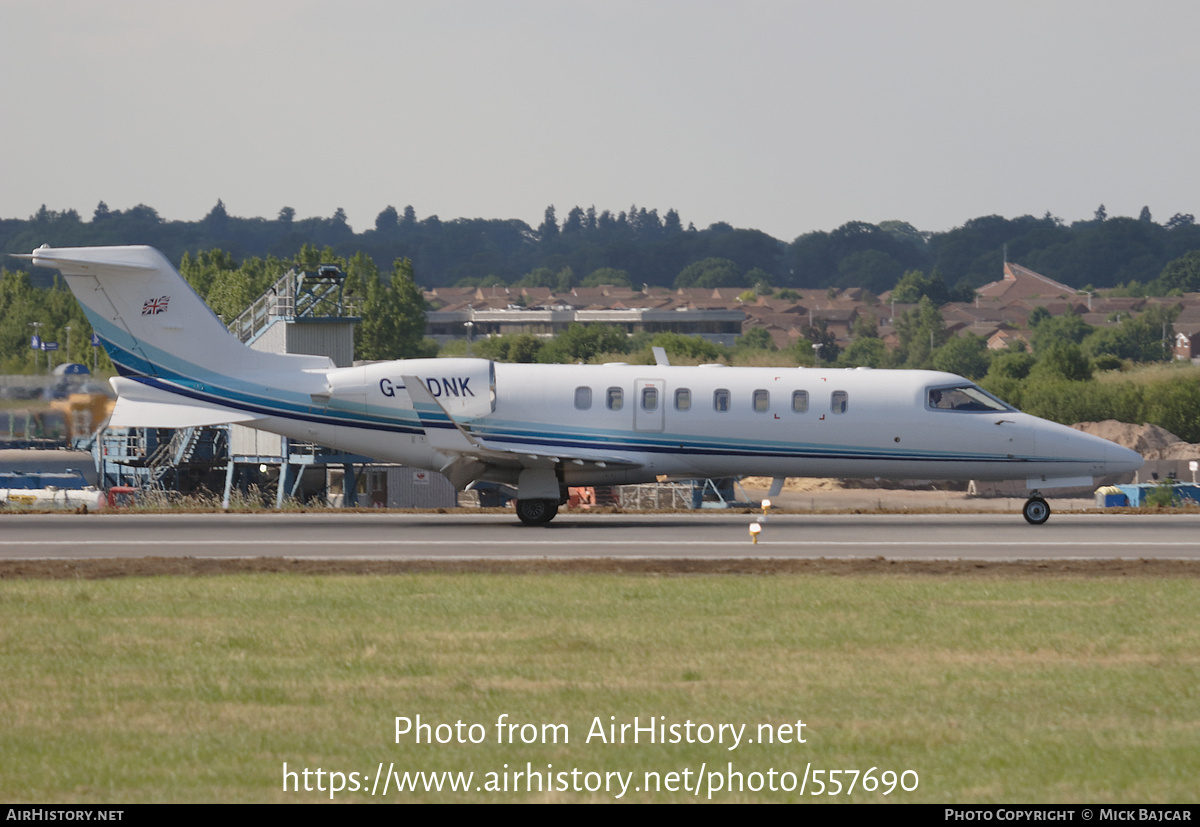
[516,498,559,526]
[1022,496,1050,525]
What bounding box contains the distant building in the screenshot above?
[976,262,1076,305]
[1174,329,1200,361]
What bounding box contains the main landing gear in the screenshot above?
[1022,494,1051,525]
[516,498,559,526]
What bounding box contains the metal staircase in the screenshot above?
[229,264,359,345]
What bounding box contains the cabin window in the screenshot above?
[606,387,623,411]
[574,386,592,410]
[792,390,809,413]
[753,389,770,412]
[713,388,731,412]
[831,390,848,414]
[641,386,659,411]
[674,388,692,411]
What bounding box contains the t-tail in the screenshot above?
[20,245,332,428]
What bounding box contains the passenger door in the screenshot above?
[633,379,665,432]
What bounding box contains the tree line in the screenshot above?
[6,201,1200,295]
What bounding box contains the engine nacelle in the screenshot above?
[318,358,496,420]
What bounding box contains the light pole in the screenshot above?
[812,342,823,367]
[64,325,71,363]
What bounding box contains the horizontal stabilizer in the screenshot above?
[107,377,261,428]
[108,397,261,429]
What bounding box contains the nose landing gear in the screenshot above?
[1023,494,1050,525]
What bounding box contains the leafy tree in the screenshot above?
[357,258,428,360]
[1146,380,1200,444]
[1092,353,1124,371]
[674,257,744,289]
[1030,312,1092,353]
[537,323,628,363]
[1029,341,1092,382]
[205,199,229,225]
[851,311,879,339]
[581,267,630,288]
[206,268,258,321]
[836,249,902,294]
[515,267,555,289]
[1154,251,1200,293]
[375,206,400,232]
[1083,303,1177,362]
[474,333,543,363]
[1027,305,1052,328]
[179,248,238,299]
[803,317,841,363]
[734,326,776,351]
[894,296,947,367]
[878,220,928,250]
[538,206,559,241]
[560,207,584,236]
[838,336,889,368]
[890,269,949,304]
[987,350,1036,380]
[647,332,725,363]
[932,334,990,380]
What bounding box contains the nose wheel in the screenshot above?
[1023,495,1050,525]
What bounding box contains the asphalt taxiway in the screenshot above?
[1,511,1198,561]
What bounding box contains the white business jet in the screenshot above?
[22,245,1142,526]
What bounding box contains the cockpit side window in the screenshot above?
[927,384,1012,412]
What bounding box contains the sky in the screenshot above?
[2,0,1198,242]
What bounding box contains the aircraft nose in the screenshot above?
[1106,442,1144,475]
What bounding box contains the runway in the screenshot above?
[2,511,1198,561]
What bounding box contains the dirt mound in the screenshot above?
[740,476,843,492]
[1072,420,1199,459]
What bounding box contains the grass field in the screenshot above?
[1,572,1197,803]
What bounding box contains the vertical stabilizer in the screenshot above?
[25,245,332,379]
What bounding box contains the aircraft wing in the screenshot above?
[402,374,641,477]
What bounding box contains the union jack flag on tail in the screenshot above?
[142,295,170,315]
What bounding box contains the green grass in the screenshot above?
[1,574,1197,802]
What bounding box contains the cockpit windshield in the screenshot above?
[926,384,1013,412]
